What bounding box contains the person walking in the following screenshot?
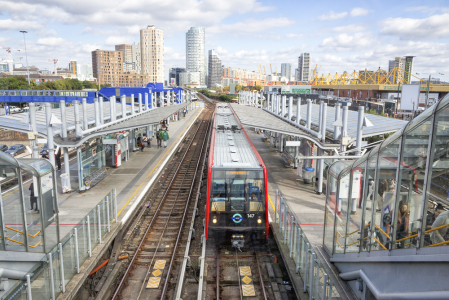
[162,129,169,148]
[29,182,38,213]
[147,134,151,148]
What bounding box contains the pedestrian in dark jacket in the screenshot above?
[55,148,61,170]
[29,182,38,212]
[157,129,162,148]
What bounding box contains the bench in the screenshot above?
[261,133,269,142]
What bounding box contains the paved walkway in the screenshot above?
[245,128,326,246]
[57,106,203,238]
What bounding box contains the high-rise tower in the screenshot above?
[186,27,206,86]
[140,25,164,83]
[208,49,222,88]
[298,53,311,82]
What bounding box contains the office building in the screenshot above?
[169,67,186,86]
[298,53,311,82]
[179,71,200,87]
[208,49,222,88]
[131,42,141,74]
[281,63,292,81]
[115,44,133,73]
[68,60,78,76]
[186,27,206,85]
[140,25,164,83]
[388,57,405,84]
[92,49,123,86]
[403,56,414,84]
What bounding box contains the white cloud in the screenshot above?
[320,32,375,49]
[36,37,65,46]
[332,24,368,33]
[349,8,371,17]
[318,11,347,21]
[380,13,449,40]
[210,17,295,35]
[104,36,133,46]
[0,19,43,31]
[318,7,372,21]
[285,33,304,38]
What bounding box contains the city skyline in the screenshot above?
[0,0,448,82]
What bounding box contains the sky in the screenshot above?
[0,0,448,82]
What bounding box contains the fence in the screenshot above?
[274,190,341,300]
[1,189,117,300]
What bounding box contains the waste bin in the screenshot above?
[303,167,315,184]
[60,173,71,193]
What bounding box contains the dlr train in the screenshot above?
[206,103,269,249]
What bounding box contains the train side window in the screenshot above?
[211,179,226,212]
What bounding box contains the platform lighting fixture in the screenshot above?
[19,30,30,85]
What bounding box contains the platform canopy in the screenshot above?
[230,103,339,150]
[0,102,189,147]
[295,103,407,141]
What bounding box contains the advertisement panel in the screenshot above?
[400,84,421,111]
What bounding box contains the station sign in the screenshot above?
[281,85,311,94]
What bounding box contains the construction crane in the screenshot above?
[263,66,266,75]
[1,47,12,60]
[48,59,59,75]
[270,64,273,75]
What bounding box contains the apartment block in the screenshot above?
[208,49,222,88]
[140,25,164,83]
[281,63,292,81]
[298,53,311,82]
[115,44,133,73]
[131,42,141,74]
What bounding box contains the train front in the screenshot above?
[208,168,267,249]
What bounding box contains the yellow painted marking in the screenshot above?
[241,276,252,284]
[268,193,275,211]
[239,266,252,276]
[146,276,161,288]
[117,110,202,217]
[242,284,256,296]
[152,269,162,277]
[154,260,166,270]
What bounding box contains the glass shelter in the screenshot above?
[324,94,449,255]
[0,153,59,254]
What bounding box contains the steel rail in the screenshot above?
[111,111,207,300]
[254,248,268,300]
[160,109,213,299]
[216,245,220,300]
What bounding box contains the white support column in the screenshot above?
[138,93,142,113]
[29,103,39,158]
[288,96,293,121]
[159,92,164,107]
[121,95,126,118]
[296,97,301,125]
[94,98,100,127]
[131,94,135,115]
[99,96,104,124]
[356,106,364,156]
[341,105,349,152]
[73,100,82,138]
[45,103,56,168]
[306,99,312,129]
[145,93,149,111]
[110,96,116,122]
[166,91,170,106]
[318,104,327,194]
[334,103,341,142]
[82,98,88,131]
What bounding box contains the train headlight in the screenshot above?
[213,218,217,224]
[257,218,262,224]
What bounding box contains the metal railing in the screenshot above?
[1,189,117,300]
[274,190,341,300]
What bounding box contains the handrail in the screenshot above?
[5,226,41,238]
[375,225,391,240]
[395,222,449,243]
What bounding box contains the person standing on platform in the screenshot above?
[141,135,147,152]
[55,148,61,171]
[157,128,163,148]
[147,134,151,148]
[162,129,169,148]
[29,182,38,213]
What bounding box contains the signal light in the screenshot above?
[257,218,262,224]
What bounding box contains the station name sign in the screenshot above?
[281,85,311,94]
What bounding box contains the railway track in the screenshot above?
[110,104,214,300]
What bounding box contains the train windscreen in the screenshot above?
[210,169,265,212]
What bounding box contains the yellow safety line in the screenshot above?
[375,225,391,240]
[5,226,41,238]
[373,237,387,250]
[5,237,42,248]
[268,193,275,211]
[117,109,202,217]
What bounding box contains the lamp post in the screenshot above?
[19,31,30,85]
[337,80,341,100]
[416,72,445,108]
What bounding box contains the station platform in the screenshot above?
[245,128,326,246]
[54,106,203,238]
